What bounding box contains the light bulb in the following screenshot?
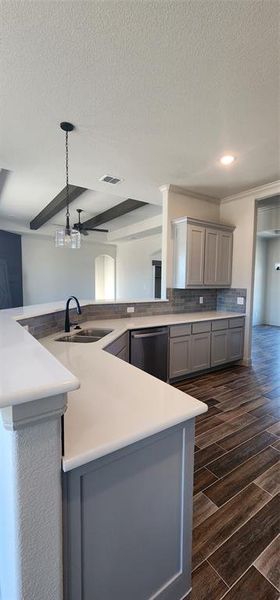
[220,155,236,166]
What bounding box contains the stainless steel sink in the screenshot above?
[55,328,113,343]
[77,328,113,337]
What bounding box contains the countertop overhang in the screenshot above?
[41,311,245,471]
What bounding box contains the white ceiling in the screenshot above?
[0,0,279,228]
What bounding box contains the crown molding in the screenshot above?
[159,184,220,205]
[221,180,280,204]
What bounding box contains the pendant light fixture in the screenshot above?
[55,122,81,249]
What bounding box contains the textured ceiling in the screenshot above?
[0,0,279,226]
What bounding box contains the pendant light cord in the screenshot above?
[65,130,69,218]
[65,130,71,234]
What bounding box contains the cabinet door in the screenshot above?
[211,330,228,367]
[204,229,219,285]
[217,231,233,286]
[105,332,129,357]
[173,221,187,288]
[191,333,211,372]
[186,224,205,286]
[117,345,129,363]
[169,336,191,378]
[228,327,244,361]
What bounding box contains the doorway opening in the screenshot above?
[252,195,280,364]
[152,260,162,299]
[95,254,115,301]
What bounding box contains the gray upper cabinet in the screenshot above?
[186,224,205,286]
[173,218,234,288]
[204,228,233,286]
[217,230,233,285]
[204,228,219,285]
[173,220,205,288]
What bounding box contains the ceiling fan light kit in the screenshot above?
[55,122,81,249]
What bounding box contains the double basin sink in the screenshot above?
[56,328,113,344]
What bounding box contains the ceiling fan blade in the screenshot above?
[86,228,109,233]
[0,169,11,197]
[81,229,89,236]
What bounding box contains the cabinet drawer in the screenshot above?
[192,321,211,334]
[229,317,245,329]
[212,319,229,331]
[169,324,191,338]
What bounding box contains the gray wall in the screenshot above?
[0,230,23,308]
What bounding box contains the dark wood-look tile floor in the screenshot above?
[175,325,280,599]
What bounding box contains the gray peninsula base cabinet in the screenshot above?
[63,420,195,600]
[169,317,245,380]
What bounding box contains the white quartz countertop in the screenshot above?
[0,307,79,407]
[41,310,245,471]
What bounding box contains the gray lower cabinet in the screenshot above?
[228,327,244,361]
[63,421,195,600]
[105,331,129,362]
[212,327,244,366]
[169,318,245,379]
[191,332,211,372]
[211,330,228,367]
[169,335,191,378]
[116,344,129,362]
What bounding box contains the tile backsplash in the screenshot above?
[217,288,247,313]
[167,288,217,312]
[19,287,247,339]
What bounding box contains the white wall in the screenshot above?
[265,237,280,326]
[116,234,162,300]
[253,237,267,325]
[220,194,256,363]
[220,181,280,363]
[21,235,116,305]
[257,204,280,234]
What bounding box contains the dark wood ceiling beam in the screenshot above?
[30,185,87,230]
[80,199,147,229]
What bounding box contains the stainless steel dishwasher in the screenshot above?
[130,327,168,381]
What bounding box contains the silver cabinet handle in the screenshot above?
[131,331,167,339]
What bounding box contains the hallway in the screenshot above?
[175,325,280,600]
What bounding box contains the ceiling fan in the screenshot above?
[73,209,109,236]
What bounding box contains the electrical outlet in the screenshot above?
[237,297,244,305]
[199,296,204,304]
[127,306,135,313]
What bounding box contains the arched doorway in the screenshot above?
[95,254,115,300]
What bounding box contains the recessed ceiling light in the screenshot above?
[220,155,236,166]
